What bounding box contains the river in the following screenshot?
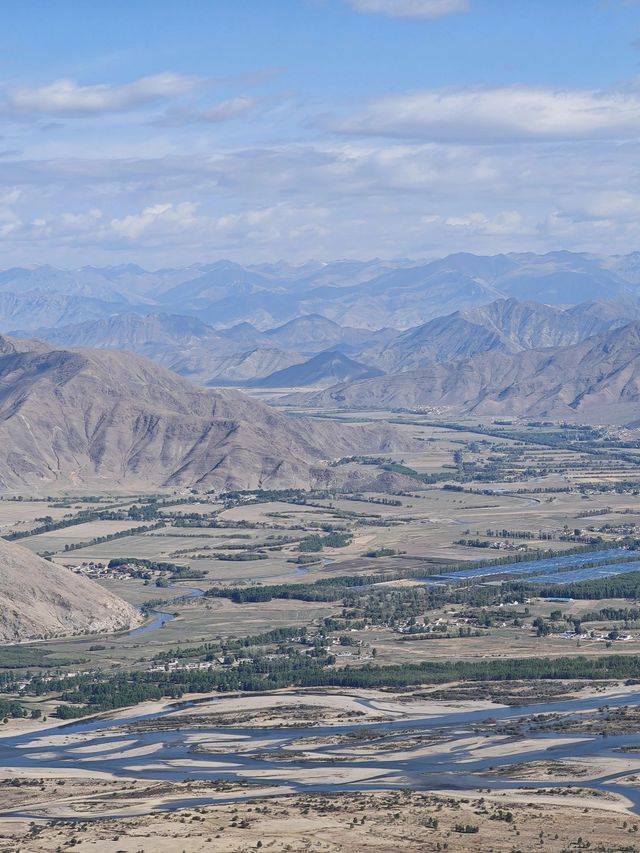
[3,687,640,818]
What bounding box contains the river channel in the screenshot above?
[3,687,640,818]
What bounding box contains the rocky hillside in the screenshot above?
[0,336,415,491]
[0,538,140,643]
[360,297,639,373]
[253,350,382,388]
[294,323,640,424]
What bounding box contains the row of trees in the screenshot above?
[53,651,640,720]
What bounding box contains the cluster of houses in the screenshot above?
[560,630,635,643]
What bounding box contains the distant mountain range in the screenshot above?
[4,251,640,400]
[292,322,640,425]
[359,297,640,373]
[3,251,640,335]
[19,312,391,385]
[0,334,416,492]
[18,293,640,390]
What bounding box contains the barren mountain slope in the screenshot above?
[23,314,308,384]
[253,350,382,388]
[0,337,414,491]
[360,297,636,373]
[295,323,640,424]
[0,538,140,643]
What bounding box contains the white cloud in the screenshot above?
[153,95,257,127]
[436,210,532,237]
[345,0,469,19]
[101,200,331,255]
[2,134,640,263]
[337,85,640,141]
[6,73,203,116]
[110,202,199,240]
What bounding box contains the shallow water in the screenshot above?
[3,687,640,817]
[424,548,632,583]
[126,585,205,638]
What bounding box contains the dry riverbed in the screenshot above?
[0,788,638,852]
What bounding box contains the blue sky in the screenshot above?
[2,0,640,266]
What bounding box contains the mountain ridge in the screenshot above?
[3,251,640,333]
[291,322,640,424]
[0,335,416,492]
[0,538,141,643]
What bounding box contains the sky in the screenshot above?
[2,0,640,267]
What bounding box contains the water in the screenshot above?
[424,548,631,583]
[3,688,640,818]
[527,559,640,585]
[126,586,205,638]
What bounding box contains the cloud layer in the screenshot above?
[1,130,639,266]
[1,45,640,266]
[7,73,203,117]
[337,85,640,141]
[345,0,470,19]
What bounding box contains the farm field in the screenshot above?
[4,415,640,850]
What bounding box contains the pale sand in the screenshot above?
[189,736,282,753]
[0,791,636,852]
[165,687,503,725]
[362,695,505,717]
[0,766,121,781]
[0,717,51,737]
[182,731,250,743]
[0,784,294,822]
[234,766,396,785]
[126,759,241,771]
[69,738,136,754]
[455,734,592,761]
[0,687,507,748]
[76,742,164,761]
[556,755,640,780]
[15,731,115,749]
[438,786,636,815]
[285,732,605,767]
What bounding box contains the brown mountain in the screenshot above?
[252,350,383,389]
[0,538,140,642]
[294,323,640,425]
[359,297,640,373]
[19,313,302,385]
[0,336,414,492]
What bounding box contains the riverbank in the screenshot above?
[0,788,636,852]
[4,681,640,836]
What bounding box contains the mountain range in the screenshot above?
[0,334,416,492]
[359,297,640,373]
[3,251,640,336]
[292,322,640,425]
[2,251,640,426]
[2,250,640,389]
[17,294,640,390]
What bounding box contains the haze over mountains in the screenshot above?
[5,250,640,389]
[295,322,640,425]
[2,250,640,424]
[4,250,640,333]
